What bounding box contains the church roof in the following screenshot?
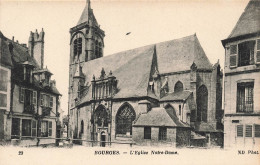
[0,32,13,67]
[160,90,192,102]
[156,34,212,74]
[77,0,99,27]
[133,107,190,127]
[227,0,260,39]
[77,34,212,105]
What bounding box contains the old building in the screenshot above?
[68,0,223,147]
[222,0,260,149]
[0,30,61,146]
[0,31,12,143]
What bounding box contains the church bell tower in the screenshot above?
[69,0,105,64]
[69,0,105,108]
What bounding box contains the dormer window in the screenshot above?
[238,40,255,66]
[73,38,82,57]
[23,66,33,83]
[229,39,260,68]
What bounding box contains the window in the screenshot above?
[257,39,260,63]
[95,40,99,58]
[238,41,255,66]
[94,105,108,127]
[237,125,243,137]
[197,85,208,122]
[116,103,136,136]
[255,125,260,138]
[179,105,181,116]
[237,82,254,113]
[50,96,53,107]
[144,127,151,139]
[99,42,102,57]
[41,121,48,137]
[48,121,52,137]
[245,125,252,137]
[11,118,20,139]
[33,91,37,105]
[32,120,37,137]
[159,127,167,140]
[22,119,31,137]
[0,69,8,108]
[73,38,82,57]
[40,94,53,108]
[174,81,183,93]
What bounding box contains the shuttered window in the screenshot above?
[159,127,167,140]
[254,124,260,138]
[245,125,252,137]
[237,125,243,137]
[257,39,260,63]
[230,45,237,68]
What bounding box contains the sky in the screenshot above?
[0,0,249,115]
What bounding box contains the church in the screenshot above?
[68,0,223,147]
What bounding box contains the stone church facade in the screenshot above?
[68,0,223,147]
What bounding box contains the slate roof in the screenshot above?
[0,31,60,95]
[77,34,212,105]
[156,34,212,74]
[133,107,190,127]
[77,0,99,27]
[160,91,192,102]
[227,0,260,39]
[0,32,13,67]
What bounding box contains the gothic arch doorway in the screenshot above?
[197,85,208,122]
[101,131,106,147]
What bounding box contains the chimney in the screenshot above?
[28,29,45,68]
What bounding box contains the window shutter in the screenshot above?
[256,39,260,63]
[37,121,41,137]
[40,94,43,106]
[50,96,53,108]
[48,121,52,137]
[237,125,243,137]
[20,87,25,103]
[230,45,237,68]
[33,91,37,105]
[32,120,37,137]
[254,124,260,137]
[245,125,252,137]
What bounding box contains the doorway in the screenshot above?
[101,132,106,147]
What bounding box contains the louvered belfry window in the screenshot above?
[116,104,136,136]
[237,82,254,113]
[73,38,82,57]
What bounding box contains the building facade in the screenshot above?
[0,30,61,146]
[222,0,260,149]
[68,0,223,147]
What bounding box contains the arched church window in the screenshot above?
[73,38,82,57]
[95,40,99,58]
[94,105,108,127]
[196,85,208,122]
[116,103,136,136]
[99,42,102,57]
[174,81,184,93]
